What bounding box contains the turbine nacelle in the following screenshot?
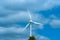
[29,20,32,23]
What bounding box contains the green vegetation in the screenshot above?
[28,36,36,40]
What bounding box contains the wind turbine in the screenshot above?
[22,10,43,37]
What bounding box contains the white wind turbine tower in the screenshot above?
[22,10,43,37]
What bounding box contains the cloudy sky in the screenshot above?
[0,0,60,40]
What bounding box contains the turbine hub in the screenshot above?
[30,20,32,24]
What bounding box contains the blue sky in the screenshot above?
[0,0,60,40]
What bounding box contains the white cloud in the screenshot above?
[31,13,50,24]
[42,0,60,10]
[32,32,50,40]
[0,25,50,40]
[0,11,30,25]
[49,14,58,19]
[0,0,60,19]
[0,36,28,40]
[0,11,51,30]
[0,0,59,40]
[33,33,50,40]
[39,36,50,40]
[37,36,50,40]
[0,26,24,34]
[0,0,60,12]
[50,19,60,28]
[31,13,51,29]
[0,11,49,27]
[0,6,18,16]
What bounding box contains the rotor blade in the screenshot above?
[32,21,43,25]
[32,21,44,29]
[28,10,32,20]
[22,23,30,31]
